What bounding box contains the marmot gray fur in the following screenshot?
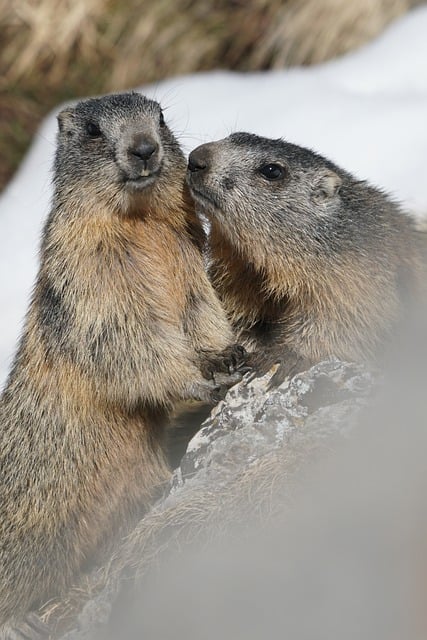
[187,132,425,379]
[0,92,238,629]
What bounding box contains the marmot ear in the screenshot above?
[57,107,75,133]
[313,169,342,201]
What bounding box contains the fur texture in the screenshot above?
[187,132,425,377]
[0,92,234,627]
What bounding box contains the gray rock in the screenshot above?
[172,358,373,491]
[59,359,375,640]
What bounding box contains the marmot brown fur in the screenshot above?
[187,132,425,379]
[0,92,238,629]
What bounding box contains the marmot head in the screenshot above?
[55,92,185,213]
[187,133,352,266]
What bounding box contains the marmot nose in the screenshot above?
[130,141,157,161]
[188,145,211,173]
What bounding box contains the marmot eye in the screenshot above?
[86,121,102,138]
[258,163,285,181]
[159,111,165,127]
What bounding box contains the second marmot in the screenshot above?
[187,132,424,379]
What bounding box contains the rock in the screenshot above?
[173,358,373,490]
[56,359,374,639]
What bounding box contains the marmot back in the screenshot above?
[187,132,424,378]
[0,93,237,630]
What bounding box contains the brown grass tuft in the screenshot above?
[0,0,422,189]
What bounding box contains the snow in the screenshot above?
[1,6,427,388]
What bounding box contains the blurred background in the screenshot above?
[0,0,424,192]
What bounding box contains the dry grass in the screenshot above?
[0,0,423,190]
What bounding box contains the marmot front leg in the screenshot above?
[184,285,251,389]
[197,335,251,392]
[199,343,250,380]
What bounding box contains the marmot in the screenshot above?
[0,92,240,628]
[187,132,424,380]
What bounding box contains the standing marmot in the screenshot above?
[187,132,424,379]
[0,93,239,629]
